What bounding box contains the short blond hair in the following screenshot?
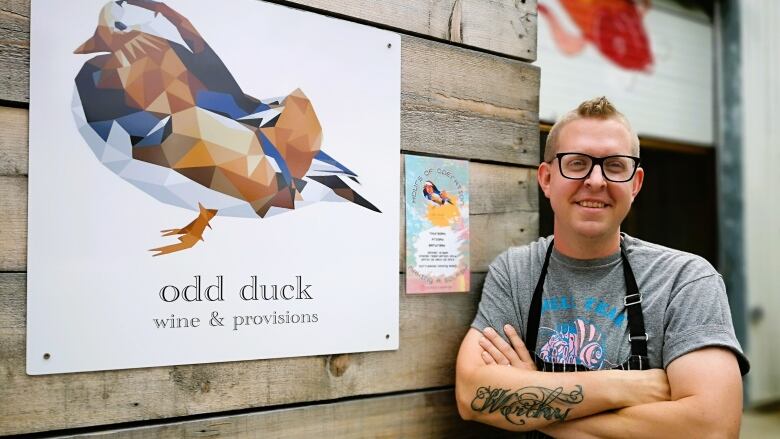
[544,96,640,162]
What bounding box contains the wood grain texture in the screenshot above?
[0,176,26,271]
[402,37,540,165]
[471,210,539,269]
[287,0,538,61]
[56,389,513,438]
[0,106,27,175]
[0,0,29,104]
[0,272,489,435]
[0,158,537,272]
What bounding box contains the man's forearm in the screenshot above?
[540,348,744,438]
[542,396,741,439]
[456,364,668,432]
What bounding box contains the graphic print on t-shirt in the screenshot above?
[539,318,609,369]
[537,294,627,370]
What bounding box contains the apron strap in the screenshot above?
[526,240,554,353]
[620,240,648,357]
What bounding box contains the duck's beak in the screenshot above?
[74,29,110,54]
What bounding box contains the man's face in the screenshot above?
[538,118,644,243]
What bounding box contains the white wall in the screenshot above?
[742,0,780,405]
[537,0,713,145]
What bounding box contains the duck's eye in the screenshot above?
[115,21,127,31]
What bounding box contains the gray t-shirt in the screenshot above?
[472,234,749,374]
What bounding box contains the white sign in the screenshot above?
[27,0,400,374]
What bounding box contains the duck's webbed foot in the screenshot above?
[150,203,218,256]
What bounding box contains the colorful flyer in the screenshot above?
[405,155,469,294]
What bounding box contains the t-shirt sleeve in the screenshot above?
[471,250,524,339]
[663,273,750,375]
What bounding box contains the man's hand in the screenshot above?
[541,348,743,439]
[478,325,536,370]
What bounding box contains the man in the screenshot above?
[455,97,749,438]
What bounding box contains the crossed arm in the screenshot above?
[455,326,743,437]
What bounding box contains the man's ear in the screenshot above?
[631,166,644,200]
[538,162,552,199]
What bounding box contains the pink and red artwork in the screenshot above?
[539,319,607,369]
[539,0,654,72]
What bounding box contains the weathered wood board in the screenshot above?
[0,107,27,175]
[288,0,537,61]
[0,0,29,105]
[402,36,540,164]
[0,175,25,271]
[56,389,514,439]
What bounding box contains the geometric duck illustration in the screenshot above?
[72,0,380,256]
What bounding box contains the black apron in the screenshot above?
[525,240,650,438]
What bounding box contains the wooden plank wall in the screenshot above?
[0,0,539,436]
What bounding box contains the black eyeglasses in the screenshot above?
[550,153,641,183]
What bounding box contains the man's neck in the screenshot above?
[552,229,621,260]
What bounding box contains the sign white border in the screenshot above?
[27,0,400,374]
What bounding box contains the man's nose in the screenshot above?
[584,163,607,188]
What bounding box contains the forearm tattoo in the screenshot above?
[470,385,584,425]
